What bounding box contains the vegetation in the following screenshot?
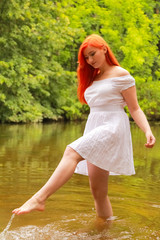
[0,0,159,123]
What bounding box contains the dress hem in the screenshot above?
[68,145,135,176]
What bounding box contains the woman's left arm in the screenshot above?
[122,86,156,148]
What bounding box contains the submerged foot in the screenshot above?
[94,216,114,231]
[12,196,45,215]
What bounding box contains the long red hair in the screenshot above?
[77,34,120,103]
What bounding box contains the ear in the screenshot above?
[103,46,107,54]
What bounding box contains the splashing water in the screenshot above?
[0,214,15,240]
[0,214,159,240]
[0,222,112,240]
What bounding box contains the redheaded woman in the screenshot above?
[12,34,155,220]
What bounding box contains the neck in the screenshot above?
[98,62,113,76]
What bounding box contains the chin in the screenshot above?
[92,64,98,68]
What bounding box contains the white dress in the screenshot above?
[68,75,135,176]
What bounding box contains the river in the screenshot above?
[0,122,159,239]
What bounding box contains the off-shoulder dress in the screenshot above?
[68,75,136,176]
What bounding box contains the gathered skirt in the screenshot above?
[68,106,135,176]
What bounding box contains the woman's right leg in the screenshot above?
[12,147,83,215]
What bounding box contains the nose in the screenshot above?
[87,56,94,65]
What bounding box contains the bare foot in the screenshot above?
[12,196,45,215]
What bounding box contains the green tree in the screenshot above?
[0,0,79,122]
[60,0,160,119]
[0,0,159,122]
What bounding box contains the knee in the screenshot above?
[90,185,108,201]
[63,146,83,163]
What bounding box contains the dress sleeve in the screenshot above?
[113,75,135,92]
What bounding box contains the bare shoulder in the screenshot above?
[113,66,130,77]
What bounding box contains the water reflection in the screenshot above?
[0,122,160,239]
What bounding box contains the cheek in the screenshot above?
[95,51,103,60]
[93,53,99,61]
[99,53,106,62]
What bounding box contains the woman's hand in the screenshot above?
[145,131,156,148]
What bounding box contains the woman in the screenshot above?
[12,34,155,219]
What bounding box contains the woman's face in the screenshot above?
[83,45,107,69]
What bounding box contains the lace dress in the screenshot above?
[68,75,135,176]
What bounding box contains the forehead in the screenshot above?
[83,45,99,56]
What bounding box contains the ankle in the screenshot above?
[33,192,47,204]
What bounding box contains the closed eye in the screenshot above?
[84,51,96,60]
[90,51,96,56]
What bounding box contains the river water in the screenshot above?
[0,122,159,239]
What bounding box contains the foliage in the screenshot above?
[136,81,160,120]
[0,0,78,122]
[0,0,159,122]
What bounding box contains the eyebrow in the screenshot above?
[84,50,95,57]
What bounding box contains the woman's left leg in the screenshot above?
[87,162,113,218]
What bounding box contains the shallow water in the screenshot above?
[0,122,160,239]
